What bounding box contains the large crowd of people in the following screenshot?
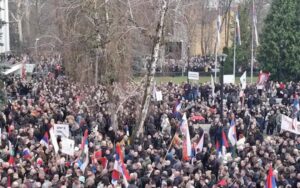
[0,56,299,188]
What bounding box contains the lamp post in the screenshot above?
[218,53,227,122]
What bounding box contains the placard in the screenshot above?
[54,124,70,138]
[155,91,163,101]
[224,75,235,84]
[61,138,75,156]
[188,71,199,80]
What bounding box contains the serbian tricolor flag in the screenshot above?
[77,131,89,173]
[92,150,108,169]
[180,114,192,161]
[22,148,32,159]
[8,141,15,165]
[222,130,229,148]
[215,140,222,157]
[228,119,237,146]
[40,132,49,148]
[112,144,130,186]
[266,166,277,188]
[80,129,88,151]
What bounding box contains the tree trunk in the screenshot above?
[133,0,168,140]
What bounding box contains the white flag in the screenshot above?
[49,128,59,154]
[240,71,246,89]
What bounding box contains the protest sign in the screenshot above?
[54,124,70,138]
[61,138,75,156]
[188,71,199,80]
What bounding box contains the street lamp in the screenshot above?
[218,53,227,121]
[35,38,40,59]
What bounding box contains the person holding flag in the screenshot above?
[266,165,277,188]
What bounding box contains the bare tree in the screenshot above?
[132,0,168,139]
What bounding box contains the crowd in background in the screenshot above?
[0,56,299,188]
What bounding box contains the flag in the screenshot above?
[216,14,221,47]
[215,140,222,158]
[49,127,59,154]
[100,157,108,169]
[112,144,130,185]
[228,119,237,146]
[8,141,15,165]
[81,129,88,151]
[195,133,204,153]
[22,148,32,159]
[222,130,229,148]
[92,150,102,162]
[180,114,192,160]
[257,71,270,88]
[173,100,182,118]
[40,132,49,148]
[235,11,241,45]
[253,0,259,46]
[171,132,182,147]
[240,71,246,89]
[266,166,277,188]
[78,132,89,173]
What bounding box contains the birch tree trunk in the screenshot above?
[133,0,168,139]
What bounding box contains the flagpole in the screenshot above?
[250,0,254,84]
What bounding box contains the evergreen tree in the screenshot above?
[224,1,252,74]
[257,0,300,81]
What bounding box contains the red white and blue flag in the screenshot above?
[266,166,277,188]
[40,132,49,148]
[112,144,130,186]
[78,130,89,173]
[22,148,32,159]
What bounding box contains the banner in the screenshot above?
[155,91,163,101]
[224,75,235,84]
[61,138,75,156]
[188,71,199,80]
[54,124,70,138]
[281,115,300,135]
